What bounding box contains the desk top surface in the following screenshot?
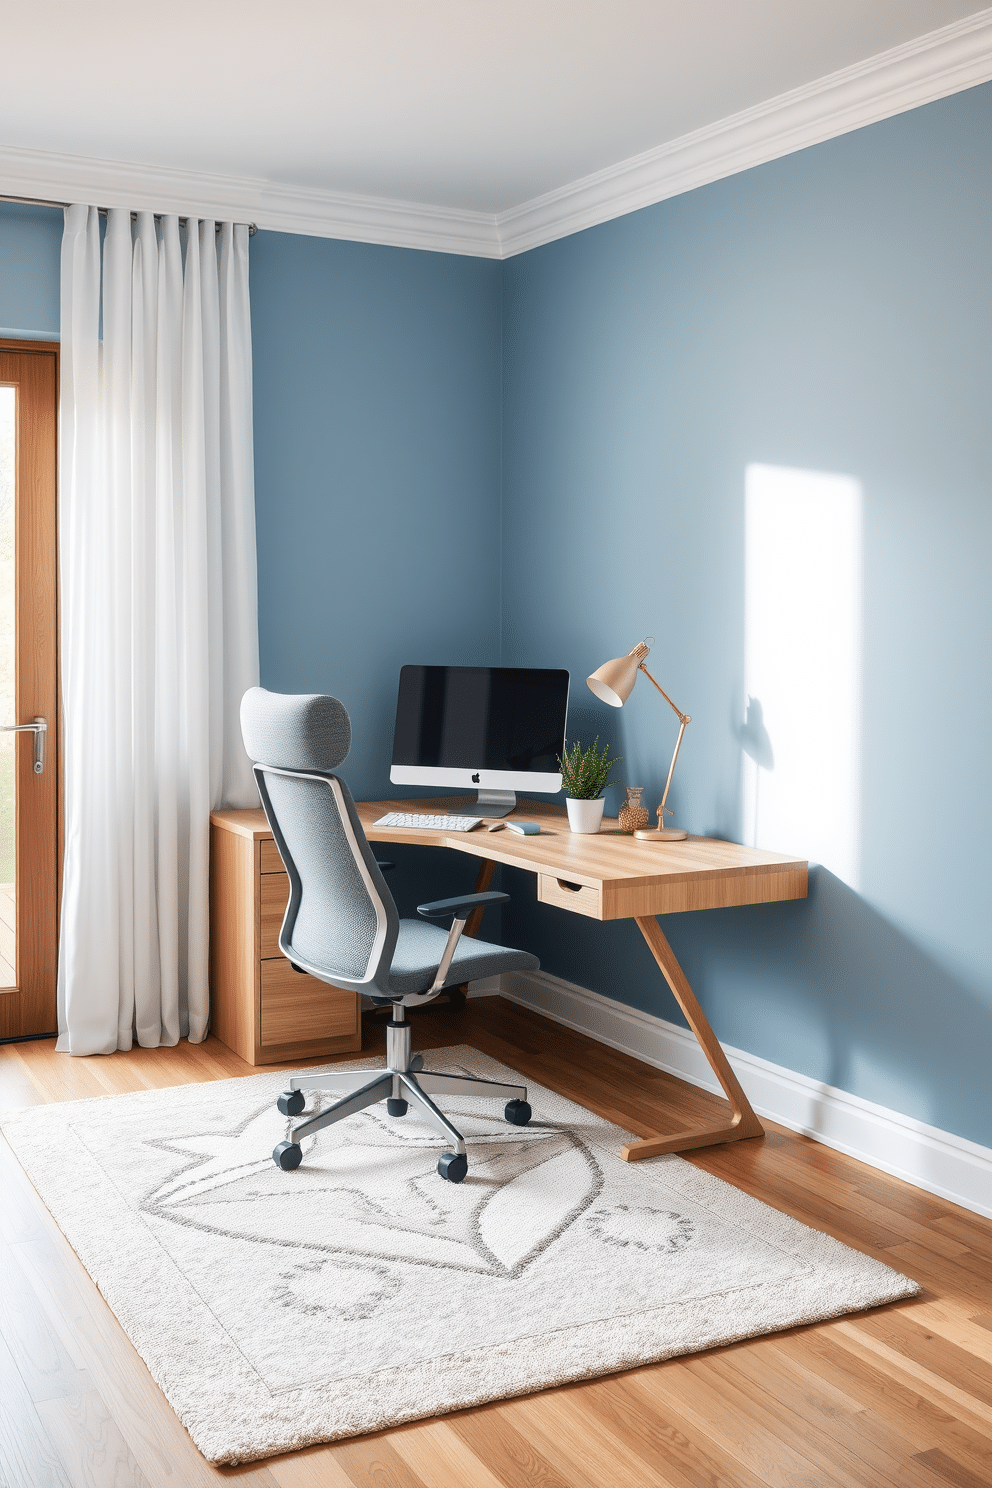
[212,797,807,918]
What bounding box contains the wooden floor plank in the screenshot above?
[629,1361,840,1488]
[829,1320,992,1436]
[387,1419,508,1488]
[772,1329,992,1478]
[0,1041,41,1107]
[880,1244,992,1309]
[448,1403,586,1488]
[899,1298,992,1365]
[35,1390,152,1488]
[266,1444,356,1488]
[910,1446,992,1488]
[932,1212,992,1260]
[0,1331,74,1488]
[1,999,991,1488]
[565,1371,774,1488]
[685,1350,912,1488]
[853,1310,992,1410]
[507,1381,744,1488]
[327,1438,431,1488]
[0,1237,93,1403]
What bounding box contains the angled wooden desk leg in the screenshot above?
[445,859,497,1005]
[621,915,764,1162]
[464,859,495,939]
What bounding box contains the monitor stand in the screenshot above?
[474,788,516,818]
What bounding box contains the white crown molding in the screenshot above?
[498,968,992,1221]
[494,7,992,257]
[0,142,502,258]
[3,9,992,260]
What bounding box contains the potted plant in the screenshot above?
[557,737,621,834]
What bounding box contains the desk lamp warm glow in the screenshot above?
[587,637,691,842]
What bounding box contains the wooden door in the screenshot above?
[0,343,59,1038]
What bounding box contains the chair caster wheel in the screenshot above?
[277,1090,306,1117]
[409,1054,424,1072]
[387,1098,408,1117]
[437,1152,468,1183]
[504,1099,532,1126]
[273,1141,303,1170]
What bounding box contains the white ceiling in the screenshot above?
[2,1,989,216]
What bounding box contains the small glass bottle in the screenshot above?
[618,786,649,834]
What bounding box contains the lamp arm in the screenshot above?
[638,663,692,827]
[658,717,688,822]
[638,663,690,726]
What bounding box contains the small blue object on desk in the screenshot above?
[506,821,541,835]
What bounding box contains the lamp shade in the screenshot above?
[587,653,639,707]
[587,639,652,707]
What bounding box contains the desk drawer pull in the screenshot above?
[557,879,583,892]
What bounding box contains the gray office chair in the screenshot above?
[240,687,540,1183]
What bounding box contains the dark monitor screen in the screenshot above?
[391,666,569,776]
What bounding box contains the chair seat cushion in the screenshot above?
[388,919,539,996]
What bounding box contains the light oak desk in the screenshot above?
[358,796,807,1163]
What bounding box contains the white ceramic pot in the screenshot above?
[566,796,605,834]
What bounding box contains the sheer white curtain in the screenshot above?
[58,204,259,1055]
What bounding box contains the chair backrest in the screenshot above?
[240,688,399,995]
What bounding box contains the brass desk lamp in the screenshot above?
[587,637,691,842]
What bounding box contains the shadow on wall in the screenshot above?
[504,861,990,1149]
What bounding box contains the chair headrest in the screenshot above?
[240,688,352,773]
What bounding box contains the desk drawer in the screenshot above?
[537,874,602,919]
[260,871,290,957]
[260,958,360,1046]
[260,839,285,874]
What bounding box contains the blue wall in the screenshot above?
[250,231,503,797]
[249,232,504,912]
[0,203,62,339]
[500,83,992,1148]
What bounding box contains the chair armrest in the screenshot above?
[417,890,509,920]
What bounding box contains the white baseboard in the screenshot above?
[495,969,992,1221]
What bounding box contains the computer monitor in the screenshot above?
[390,665,570,816]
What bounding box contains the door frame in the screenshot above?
[0,338,60,1040]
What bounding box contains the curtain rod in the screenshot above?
[0,192,258,234]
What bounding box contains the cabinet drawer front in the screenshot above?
[260,958,360,1046]
[260,871,290,957]
[537,874,602,919]
[260,839,284,874]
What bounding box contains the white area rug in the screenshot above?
[1,1045,918,1465]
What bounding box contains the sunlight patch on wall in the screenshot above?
[743,463,862,889]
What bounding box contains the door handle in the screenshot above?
[1,716,47,774]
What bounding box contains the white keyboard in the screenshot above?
[374,811,483,832]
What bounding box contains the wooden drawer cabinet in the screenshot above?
[209,808,362,1065]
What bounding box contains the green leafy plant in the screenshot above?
[557,737,622,800]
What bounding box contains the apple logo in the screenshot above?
[472,773,480,783]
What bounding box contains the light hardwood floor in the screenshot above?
[1,996,990,1488]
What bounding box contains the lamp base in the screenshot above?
[633,827,689,842]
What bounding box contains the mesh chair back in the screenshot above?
[242,689,399,993]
